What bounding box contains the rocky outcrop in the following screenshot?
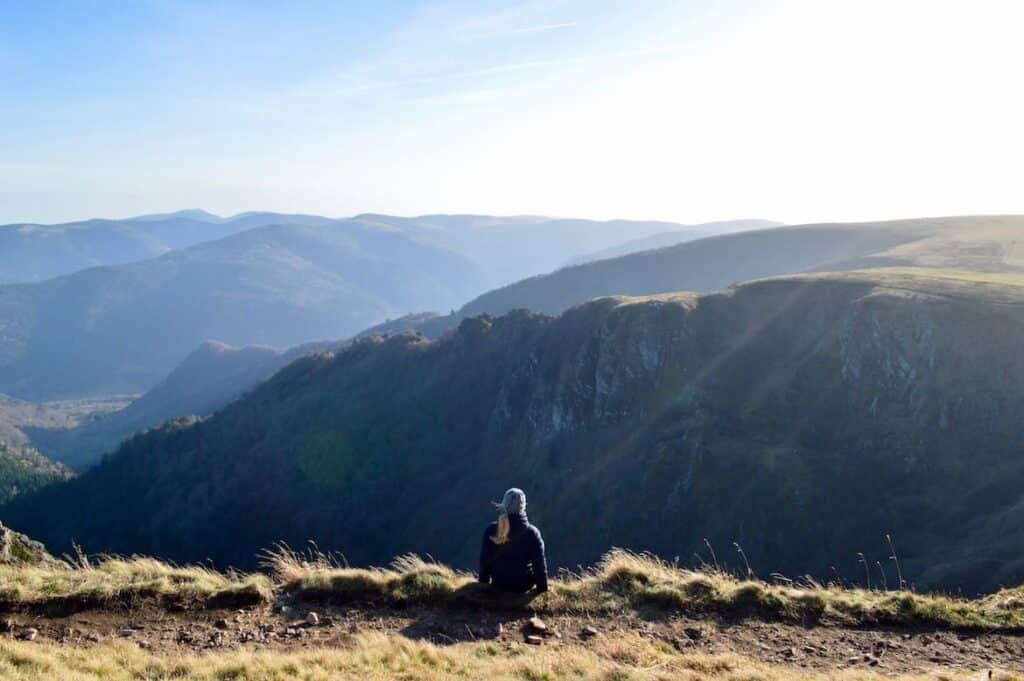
[0,521,60,567]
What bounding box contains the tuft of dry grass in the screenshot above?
[0,555,272,610]
[263,544,475,606]
[1,631,1021,681]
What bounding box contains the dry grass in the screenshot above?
[264,546,475,606]
[3,547,1023,631]
[1,631,1020,681]
[267,548,1024,630]
[0,555,272,610]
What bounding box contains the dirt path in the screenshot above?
[4,602,1023,676]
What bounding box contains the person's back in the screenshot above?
[479,488,548,593]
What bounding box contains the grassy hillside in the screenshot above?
[0,222,486,400]
[459,215,1024,318]
[7,272,1024,593]
[0,443,71,505]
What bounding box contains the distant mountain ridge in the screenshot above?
[8,271,1024,594]
[0,212,766,401]
[0,211,741,289]
[0,221,486,400]
[0,211,327,285]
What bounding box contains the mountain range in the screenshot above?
[7,270,1024,593]
[23,215,1022,469]
[0,221,484,399]
[0,213,752,401]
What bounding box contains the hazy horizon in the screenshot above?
[3,0,1023,226]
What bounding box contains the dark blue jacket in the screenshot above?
[478,512,548,592]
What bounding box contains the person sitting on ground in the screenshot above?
[478,487,548,593]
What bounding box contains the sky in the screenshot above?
[2,0,1023,225]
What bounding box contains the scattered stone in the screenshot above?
[119,628,136,638]
[138,640,152,650]
[306,612,320,626]
[0,619,15,633]
[17,628,38,641]
[528,617,547,633]
[260,623,276,633]
[581,626,598,638]
[86,633,102,643]
[214,618,230,630]
[783,647,799,658]
[684,626,704,641]
[525,634,544,645]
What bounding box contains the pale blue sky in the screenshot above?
[2,0,1023,225]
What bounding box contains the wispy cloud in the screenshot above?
[511,21,576,34]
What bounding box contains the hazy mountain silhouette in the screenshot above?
[0,212,321,285]
[565,219,782,266]
[0,221,485,400]
[345,214,732,288]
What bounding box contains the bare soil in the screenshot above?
[4,601,1023,675]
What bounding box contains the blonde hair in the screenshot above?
[491,488,526,545]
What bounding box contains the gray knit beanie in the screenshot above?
[498,488,526,514]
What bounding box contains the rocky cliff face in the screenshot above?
[5,273,1024,592]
